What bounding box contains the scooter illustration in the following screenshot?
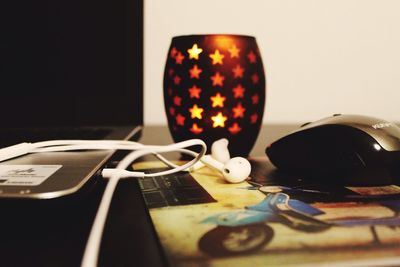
[199,192,400,256]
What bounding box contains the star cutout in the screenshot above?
[210,72,225,87]
[187,44,203,60]
[170,47,178,58]
[209,50,225,65]
[232,84,245,98]
[175,113,185,126]
[189,64,202,79]
[211,112,228,128]
[250,113,258,124]
[232,64,244,78]
[247,51,257,63]
[173,95,182,106]
[251,73,259,84]
[232,102,246,118]
[228,45,240,58]
[173,75,181,85]
[210,93,226,108]
[228,123,242,134]
[169,107,175,116]
[168,68,174,77]
[167,88,173,96]
[175,51,185,64]
[251,94,259,105]
[190,123,203,134]
[188,85,202,99]
[189,104,204,119]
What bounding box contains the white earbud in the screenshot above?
[211,138,230,163]
[188,138,251,183]
[200,154,251,183]
[98,138,252,184]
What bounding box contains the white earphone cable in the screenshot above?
[0,137,252,266]
[0,138,207,267]
[80,139,206,267]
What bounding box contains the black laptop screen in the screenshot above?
[2,0,143,127]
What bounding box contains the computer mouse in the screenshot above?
[266,114,400,186]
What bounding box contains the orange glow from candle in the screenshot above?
[250,113,258,124]
[189,104,204,119]
[187,44,203,60]
[175,51,185,64]
[169,107,175,116]
[228,123,242,134]
[170,47,178,58]
[210,93,226,108]
[213,36,234,49]
[232,84,245,98]
[173,95,182,106]
[247,51,257,63]
[189,64,202,79]
[209,50,225,65]
[251,94,259,105]
[211,112,227,128]
[251,73,259,84]
[232,102,246,118]
[190,123,203,134]
[228,44,240,58]
[210,72,225,87]
[232,64,244,78]
[173,75,181,85]
[175,113,185,126]
[188,85,202,99]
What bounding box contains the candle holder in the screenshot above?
[163,34,266,156]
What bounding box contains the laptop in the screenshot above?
[0,0,144,199]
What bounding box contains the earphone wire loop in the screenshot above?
[81,139,206,267]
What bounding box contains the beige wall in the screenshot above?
[144,0,400,125]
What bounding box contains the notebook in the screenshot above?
[0,0,143,199]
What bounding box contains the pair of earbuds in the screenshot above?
[185,138,251,183]
[101,138,251,183]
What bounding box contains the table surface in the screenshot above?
[5,122,400,266]
[4,123,397,267]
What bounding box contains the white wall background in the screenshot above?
[144,0,400,125]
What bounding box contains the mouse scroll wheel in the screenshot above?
[300,122,311,127]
